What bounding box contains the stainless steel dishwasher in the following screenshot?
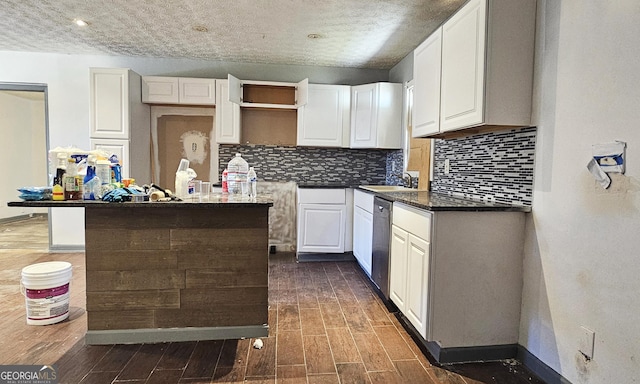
[371,196,392,301]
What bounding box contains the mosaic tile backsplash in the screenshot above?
[432,126,537,206]
[219,145,390,185]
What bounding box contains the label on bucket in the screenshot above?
[25,283,69,320]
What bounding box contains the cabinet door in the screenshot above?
[142,76,179,104]
[296,78,309,107]
[440,0,487,132]
[215,80,241,144]
[350,83,377,148]
[389,225,408,311]
[406,233,430,339]
[297,204,346,253]
[353,206,373,275]
[297,84,350,147]
[413,28,442,137]
[179,78,216,105]
[90,68,130,139]
[90,138,130,179]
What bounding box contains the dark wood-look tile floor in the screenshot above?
[0,218,545,383]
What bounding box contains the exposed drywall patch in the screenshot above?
[181,130,208,165]
[575,351,596,381]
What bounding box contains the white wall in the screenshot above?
[0,92,47,220]
[0,51,388,248]
[522,1,640,382]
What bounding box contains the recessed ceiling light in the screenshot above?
[74,19,89,27]
[193,25,208,33]
[307,33,322,39]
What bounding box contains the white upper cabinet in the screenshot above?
[413,0,536,137]
[440,0,487,131]
[228,74,309,109]
[350,82,402,149]
[90,68,151,183]
[142,76,216,105]
[215,79,241,144]
[413,28,442,137]
[141,76,179,104]
[297,84,351,147]
[178,78,216,105]
[90,68,133,139]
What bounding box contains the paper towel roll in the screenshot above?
[150,191,165,201]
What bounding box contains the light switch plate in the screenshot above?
[578,326,595,360]
[444,159,450,174]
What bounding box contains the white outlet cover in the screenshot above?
[578,326,595,360]
[444,159,450,174]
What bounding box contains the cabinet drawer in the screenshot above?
[354,189,374,213]
[298,188,345,204]
[392,203,431,241]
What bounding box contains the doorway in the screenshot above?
[0,83,50,248]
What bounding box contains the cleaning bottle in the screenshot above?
[222,168,228,194]
[247,167,257,198]
[83,156,102,200]
[64,157,80,200]
[52,153,67,201]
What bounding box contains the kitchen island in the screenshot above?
[9,196,273,345]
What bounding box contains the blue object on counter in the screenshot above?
[111,164,122,183]
[102,187,144,202]
[17,186,52,201]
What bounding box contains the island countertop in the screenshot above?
[8,193,274,208]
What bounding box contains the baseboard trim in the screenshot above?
[49,245,85,252]
[427,341,519,364]
[296,252,356,262]
[85,325,269,345]
[517,345,572,384]
[395,312,517,364]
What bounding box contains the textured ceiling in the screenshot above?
[0,0,465,69]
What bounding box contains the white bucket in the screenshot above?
[21,261,73,325]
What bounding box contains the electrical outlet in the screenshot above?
[444,159,450,175]
[578,326,595,360]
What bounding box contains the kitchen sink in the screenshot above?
[359,185,415,192]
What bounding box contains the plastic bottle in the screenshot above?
[52,154,67,201]
[96,160,111,186]
[247,167,257,198]
[221,168,228,194]
[64,157,80,200]
[227,153,249,195]
[83,156,102,200]
[175,159,190,199]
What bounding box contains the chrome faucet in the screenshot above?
[393,172,413,188]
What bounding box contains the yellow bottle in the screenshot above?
[52,184,65,201]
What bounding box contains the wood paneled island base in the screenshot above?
[84,204,270,344]
[9,199,272,344]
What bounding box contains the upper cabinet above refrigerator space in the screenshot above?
[141,76,216,105]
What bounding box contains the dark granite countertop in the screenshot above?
[297,182,361,189]
[358,188,531,212]
[8,193,274,208]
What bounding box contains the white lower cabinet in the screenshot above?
[389,202,527,362]
[297,188,348,254]
[352,190,374,275]
[405,233,430,338]
[390,204,431,339]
